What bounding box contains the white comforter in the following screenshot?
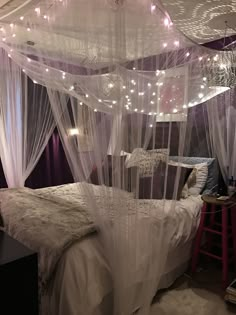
[0,183,203,315]
[36,183,203,315]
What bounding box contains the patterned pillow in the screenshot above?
[125,148,169,177]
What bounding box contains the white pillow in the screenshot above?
[188,163,208,195]
[168,160,208,197]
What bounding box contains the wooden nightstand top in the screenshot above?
[201,195,236,207]
[0,230,36,266]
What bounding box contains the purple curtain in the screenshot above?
[0,128,73,189]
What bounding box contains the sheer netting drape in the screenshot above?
[206,88,236,186]
[0,0,235,314]
[47,88,188,315]
[0,49,55,187]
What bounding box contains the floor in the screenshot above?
[151,266,236,315]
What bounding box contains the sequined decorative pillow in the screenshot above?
[125,148,169,177]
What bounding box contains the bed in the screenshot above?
[0,182,203,315]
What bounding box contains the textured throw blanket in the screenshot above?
[0,187,95,290]
[0,184,134,292]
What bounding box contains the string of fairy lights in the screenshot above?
[0,0,232,120]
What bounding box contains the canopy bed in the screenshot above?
[0,0,235,314]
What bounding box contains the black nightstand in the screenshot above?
[0,230,38,315]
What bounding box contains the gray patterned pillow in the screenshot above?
[125,148,169,177]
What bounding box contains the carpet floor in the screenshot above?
[151,268,236,315]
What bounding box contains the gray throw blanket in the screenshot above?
[0,188,95,290]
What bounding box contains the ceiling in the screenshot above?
[161,0,236,43]
[0,0,235,67]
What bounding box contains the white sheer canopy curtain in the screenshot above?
[0,49,55,187]
[207,88,236,185]
[0,0,234,314]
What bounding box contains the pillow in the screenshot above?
[169,157,218,194]
[169,160,208,197]
[138,161,193,200]
[188,163,208,195]
[125,148,169,177]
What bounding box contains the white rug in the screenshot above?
[151,288,235,315]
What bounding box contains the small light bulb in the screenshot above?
[112,100,117,104]
[152,92,156,96]
[200,85,205,89]
[149,124,153,128]
[2,37,6,42]
[45,68,49,72]
[159,112,163,116]
[98,99,102,102]
[12,33,16,37]
[27,58,31,62]
[94,109,97,112]
[147,83,152,87]
[141,109,144,113]
[85,94,89,98]
[10,23,14,28]
[199,56,203,61]
[203,77,207,82]
[198,93,204,99]
[138,92,144,96]
[133,67,136,70]
[35,8,40,13]
[33,80,38,84]
[8,54,11,58]
[151,4,156,12]
[130,89,134,93]
[164,18,169,26]
[108,83,114,88]
[122,85,126,89]
[186,52,190,57]
[163,43,167,48]
[69,86,74,91]
[173,108,178,113]
[80,102,83,105]
[22,69,25,73]
[20,16,24,21]
[134,108,138,112]
[183,104,187,108]
[174,41,179,46]
[43,15,47,19]
[27,27,31,32]
[150,101,154,104]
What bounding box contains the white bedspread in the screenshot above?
[0,183,203,315]
[36,183,203,315]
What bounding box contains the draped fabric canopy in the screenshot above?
[0,49,55,187]
[0,1,235,314]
